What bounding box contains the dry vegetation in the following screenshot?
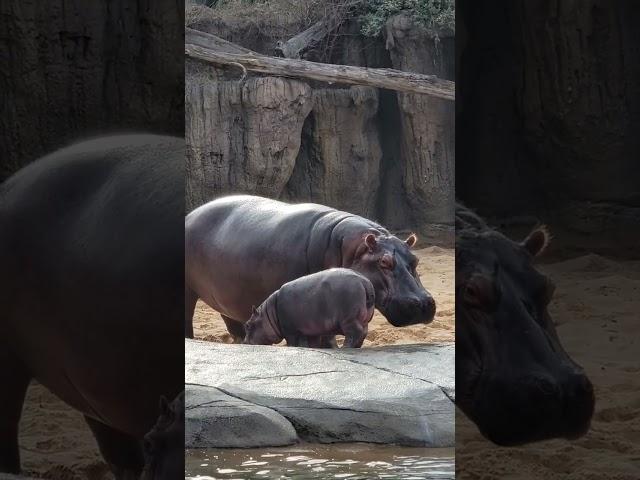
[185,0,330,37]
[185,0,454,38]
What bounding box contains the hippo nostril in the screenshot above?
[426,296,435,311]
[567,372,594,399]
[531,376,559,397]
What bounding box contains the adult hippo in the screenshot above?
[185,195,436,342]
[0,135,184,477]
[455,204,595,445]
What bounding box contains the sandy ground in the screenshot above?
[194,246,456,346]
[456,254,640,479]
[19,384,111,480]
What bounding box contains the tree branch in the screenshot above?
[185,42,454,100]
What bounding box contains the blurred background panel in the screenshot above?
[456,1,640,478]
[0,0,184,182]
[0,1,184,478]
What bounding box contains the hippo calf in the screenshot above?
[244,268,375,348]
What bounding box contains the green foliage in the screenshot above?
[360,0,454,37]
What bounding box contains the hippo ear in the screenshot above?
[522,225,552,257]
[405,233,418,248]
[364,233,377,252]
[251,305,257,315]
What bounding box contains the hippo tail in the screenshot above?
[364,279,375,309]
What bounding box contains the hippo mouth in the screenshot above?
[380,296,436,327]
[470,373,595,446]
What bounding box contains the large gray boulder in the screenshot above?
[185,385,298,448]
[185,340,455,447]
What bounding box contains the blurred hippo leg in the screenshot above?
[222,315,246,343]
[317,336,338,348]
[342,324,367,348]
[285,334,307,347]
[0,354,31,473]
[185,286,197,339]
[85,417,144,480]
[289,336,337,348]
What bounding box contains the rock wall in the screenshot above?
[186,76,312,208]
[283,87,382,218]
[386,14,455,227]
[0,1,184,181]
[186,14,456,240]
[457,0,640,235]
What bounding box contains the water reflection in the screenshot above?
[186,444,454,479]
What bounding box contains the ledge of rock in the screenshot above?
[186,384,298,448]
[185,340,455,448]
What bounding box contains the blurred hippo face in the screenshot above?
[456,226,594,445]
[351,233,435,326]
[141,393,185,480]
[243,306,281,345]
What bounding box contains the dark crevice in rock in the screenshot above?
[243,369,348,380]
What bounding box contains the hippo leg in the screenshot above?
[284,334,306,347]
[342,323,367,348]
[0,355,31,473]
[85,417,144,480]
[317,336,338,349]
[222,315,246,343]
[185,286,197,339]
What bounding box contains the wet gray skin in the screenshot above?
[141,391,185,480]
[455,204,595,445]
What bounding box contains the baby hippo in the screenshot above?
[244,268,375,348]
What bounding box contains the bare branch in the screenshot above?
[185,42,454,100]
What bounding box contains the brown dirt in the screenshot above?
[456,254,640,479]
[193,246,455,346]
[19,384,110,479]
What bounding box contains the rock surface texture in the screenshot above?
[186,77,312,209]
[385,14,455,227]
[185,340,455,448]
[283,87,382,218]
[186,385,298,448]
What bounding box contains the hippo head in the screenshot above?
[141,392,185,480]
[243,304,282,345]
[456,225,595,445]
[349,233,436,326]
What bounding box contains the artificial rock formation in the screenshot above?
[185,76,312,210]
[185,340,455,447]
[284,86,382,218]
[385,14,455,227]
